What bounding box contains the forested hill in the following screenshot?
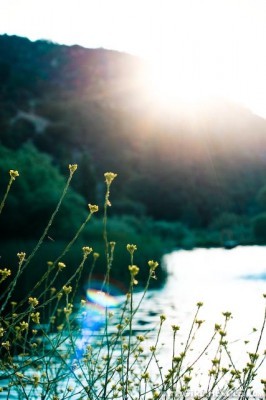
[1,34,266,242]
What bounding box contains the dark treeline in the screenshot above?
[1,34,266,248]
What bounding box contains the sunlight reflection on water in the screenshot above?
[139,245,266,391]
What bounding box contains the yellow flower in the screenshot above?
[69,164,78,173]
[127,244,137,255]
[2,341,10,350]
[17,252,26,262]
[104,172,117,185]
[9,170,19,180]
[31,312,40,324]
[148,260,159,271]
[62,285,72,295]
[109,241,116,250]
[0,268,11,281]
[28,297,39,307]
[88,204,99,213]
[128,265,139,276]
[58,262,66,270]
[20,321,29,331]
[82,246,93,256]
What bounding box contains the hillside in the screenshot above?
[1,34,266,243]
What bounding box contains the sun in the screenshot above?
[136,0,266,117]
[147,54,215,107]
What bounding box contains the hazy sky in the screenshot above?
[1,0,266,118]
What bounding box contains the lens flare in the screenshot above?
[86,289,119,308]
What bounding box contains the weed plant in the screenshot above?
[0,166,265,400]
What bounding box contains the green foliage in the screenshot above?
[253,212,266,243]
[0,143,86,238]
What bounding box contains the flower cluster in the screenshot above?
[88,204,99,213]
[0,268,11,282]
[17,252,26,262]
[82,246,93,257]
[58,262,66,270]
[28,297,39,307]
[127,244,137,255]
[9,169,19,180]
[104,172,117,185]
[68,164,78,173]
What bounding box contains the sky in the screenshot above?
[1,0,266,118]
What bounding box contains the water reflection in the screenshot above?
[74,247,265,392]
[131,246,266,391]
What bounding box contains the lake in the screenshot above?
[129,245,266,395]
[79,245,266,396]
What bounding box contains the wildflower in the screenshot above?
[88,204,99,213]
[17,252,26,262]
[93,252,100,260]
[20,321,29,331]
[104,172,117,185]
[2,341,10,350]
[50,316,56,324]
[69,164,78,173]
[64,303,73,315]
[58,262,66,270]
[81,299,87,306]
[0,268,11,281]
[128,265,139,276]
[28,297,39,307]
[148,260,159,279]
[9,170,19,180]
[160,314,166,322]
[214,323,221,331]
[31,312,40,324]
[172,325,180,332]
[249,353,259,362]
[32,373,40,387]
[197,301,204,308]
[219,330,227,337]
[110,241,116,249]
[148,260,159,271]
[196,319,205,327]
[127,244,137,255]
[141,372,150,380]
[82,246,93,256]
[47,261,54,267]
[62,285,72,295]
[137,335,145,342]
[221,367,229,374]
[222,311,232,320]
